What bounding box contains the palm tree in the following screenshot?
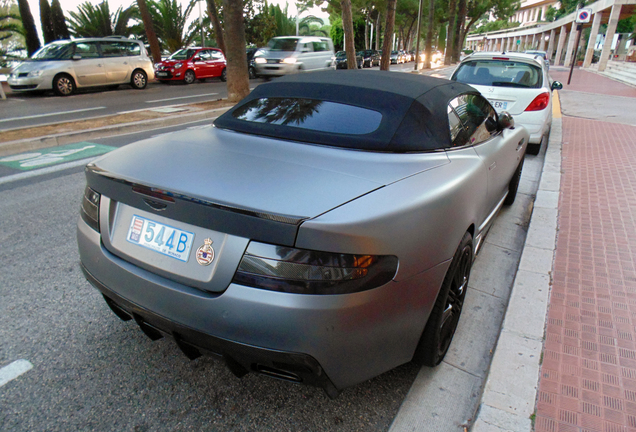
[17,0,39,55]
[298,15,328,37]
[67,1,135,37]
[145,0,199,53]
[135,0,161,63]
[1,7,24,65]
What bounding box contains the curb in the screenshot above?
[471,110,563,429]
[0,106,232,158]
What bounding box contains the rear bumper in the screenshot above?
[81,263,340,397]
[78,216,448,391]
[513,108,552,144]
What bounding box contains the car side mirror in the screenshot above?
[551,81,563,91]
[72,54,81,60]
[498,111,515,130]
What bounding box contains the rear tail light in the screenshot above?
[525,92,550,111]
[81,186,100,232]
[232,241,398,295]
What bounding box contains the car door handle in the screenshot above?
[489,162,496,171]
[516,138,525,151]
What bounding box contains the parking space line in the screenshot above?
[145,93,219,103]
[0,156,97,186]
[0,107,106,123]
[0,360,33,387]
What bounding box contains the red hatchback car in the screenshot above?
[155,47,227,84]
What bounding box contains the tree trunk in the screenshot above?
[50,0,70,40]
[380,0,396,70]
[17,0,40,56]
[136,0,161,63]
[206,0,226,54]
[222,0,249,102]
[443,0,456,65]
[423,0,434,69]
[375,14,381,50]
[365,15,369,49]
[451,0,466,62]
[340,0,357,69]
[39,0,54,43]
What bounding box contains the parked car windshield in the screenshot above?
[232,97,382,136]
[169,48,196,60]
[30,42,73,61]
[268,38,299,51]
[335,51,346,58]
[452,60,542,88]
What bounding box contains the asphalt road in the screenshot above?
[1,63,545,431]
[0,62,424,131]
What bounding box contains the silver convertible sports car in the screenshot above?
[77,71,528,397]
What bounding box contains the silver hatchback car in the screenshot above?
[8,37,154,96]
[77,71,528,397]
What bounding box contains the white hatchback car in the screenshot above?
[451,52,562,155]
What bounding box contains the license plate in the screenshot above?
[156,71,167,77]
[491,100,508,109]
[126,215,194,262]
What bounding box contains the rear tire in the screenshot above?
[220,68,227,82]
[53,74,75,96]
[130,69,147,89]
[412,232,473,366]
[504,157,524,206]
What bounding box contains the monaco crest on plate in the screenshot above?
[196,238,215,266]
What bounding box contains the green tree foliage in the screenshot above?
[142,0,199,53]
[38,0,53,43]
[50,0,69,39]
[469,18,519,34]
[68,1,135,37]
[244,0,276,47]
[1,0,25,65]
[267,3,295,36]
[17,0,39,55]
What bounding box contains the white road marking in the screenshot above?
[0,360,33,387]
[0,107,106,123]
[0,156,97,186]
[145,93,219,103]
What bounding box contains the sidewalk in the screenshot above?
[474,67,636,431]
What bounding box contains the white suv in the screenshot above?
[8,37,155,96]
[451,52,562,155]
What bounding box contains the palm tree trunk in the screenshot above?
[221,0,249,102]
[380,0,396,70]
[39,0,54,44]
[17,0,40,56]
[340,0,357,69]
[205,0,225,54]
[136,0,161,64]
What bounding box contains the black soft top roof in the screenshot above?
[214,70,478,152]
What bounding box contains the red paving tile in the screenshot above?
[536,114,636,430]
[549,68,636,98]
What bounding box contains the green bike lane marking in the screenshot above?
[0,142,116,171]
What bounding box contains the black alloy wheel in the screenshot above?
[413,232,473,366]
[504,157,524,206]
[184,70,196,84]
[220,68,227,82]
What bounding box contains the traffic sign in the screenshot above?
[576,8,592,24]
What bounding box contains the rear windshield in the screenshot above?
[31,42,73,61]
[268,38,299,51]
[452,60,543,89]
[232,97,382,135]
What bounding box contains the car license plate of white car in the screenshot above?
[126,215,194,262]
[491,100,508,109]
